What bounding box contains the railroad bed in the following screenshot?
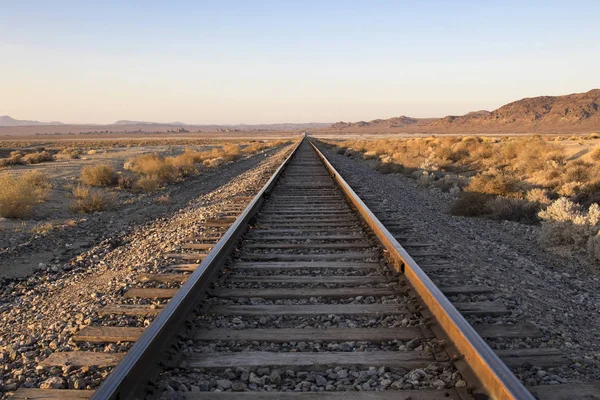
[11,140,600,400]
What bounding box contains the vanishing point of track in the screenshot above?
[10,139,599,400]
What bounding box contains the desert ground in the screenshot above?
[0,136,296,278]
[2,131,600,398]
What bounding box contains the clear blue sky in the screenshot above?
[1,0,599,124]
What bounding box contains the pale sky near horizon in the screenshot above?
[1,1,599,124]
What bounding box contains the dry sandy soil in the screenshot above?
[0,138,294,278]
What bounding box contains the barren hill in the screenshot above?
[0,116,63,127]
[331,116,434,130]
[328,89,600,134]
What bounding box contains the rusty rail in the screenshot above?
[90,139,303,400]
[309,139,534,400]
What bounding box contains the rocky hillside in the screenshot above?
[329,89,600,133]
[331,116,433,129]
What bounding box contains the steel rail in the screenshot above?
[308,139,534,400]
[91,139,303,400]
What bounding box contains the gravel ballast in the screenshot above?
[0,144,295,398]
[318,142,600,385]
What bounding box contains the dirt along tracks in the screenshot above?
[0,143,294,397]
[0,143,288,279]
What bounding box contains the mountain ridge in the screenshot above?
[0,115,63,127]
[329,89,600,133]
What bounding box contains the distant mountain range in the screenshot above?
[0,115,63,127]
[0,116,329,131]
[329,89,600,133]
[4,89,599,134]
[113,120,188,126]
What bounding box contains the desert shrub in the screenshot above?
[22,151,54,164]
[166,154,198,177]
[431,145,455,162]
[204,157,225,168]
[71,185,115,213]
[539,198,599,224]
[21,171,51,195]
[557,181,582,197]
[80,164,118,187]
[435,174,468,192]
[526,188,552,206]
[538,198,600,249]
[450,192,494,217]
[466,173,520,196]
[128,154,178,184]
[117,174,136,190]
[56,147,81,160]
[563,161,591,182]
[0,153,24,167]
[220,144,242,162]
[414,171,435,187]
[0,171,50,218]
[587,232,600,260]
[590,147,600,162]
[486,197,539,223]
[133,176,162,192]
[173,149,208,164]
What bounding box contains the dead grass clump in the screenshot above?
[117,174,136,190]
[22,151,54,164]
[486,197,539,224]
[133,176,162,192]
[564,160,591,182]
[71,185,115,213]
[22,170,51,196]
[526,188,553,206]
[435,175,468,192]
[466,173,520,196]
[204,157,225,168]
[220,144,242,162]
[590,147,600,162]
[450,192,494,217]
[80,164,118,187]
[0,152,24,167]
[56,148,81,160]
[128,154,178,184]
[166,154,198,177]
[243,142,267,154]
[587,232,600,260]
[0,171,51,218]
[154,194,171,204]
[31,221,57,235]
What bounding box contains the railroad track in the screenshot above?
[10,139,600,399]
